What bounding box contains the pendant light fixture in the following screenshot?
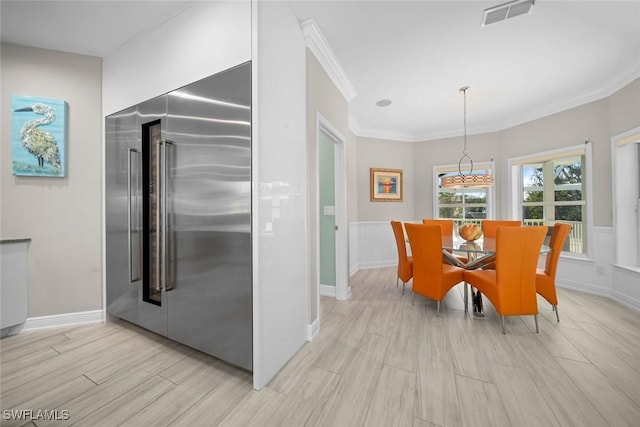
[440,86,493,189]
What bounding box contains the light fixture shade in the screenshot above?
[441,173,493,189]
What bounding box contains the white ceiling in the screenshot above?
[2,1,640,141]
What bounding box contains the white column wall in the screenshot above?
[252,0,308,389]
[102,0,309,390]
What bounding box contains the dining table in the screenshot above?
[441,236,551,316]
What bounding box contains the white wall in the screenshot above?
[1,43,103,318]
[253,0,308,389]
[102,1,251,115]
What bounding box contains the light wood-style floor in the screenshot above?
[2,267,640,426]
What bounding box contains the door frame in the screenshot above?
[316,113,350,304]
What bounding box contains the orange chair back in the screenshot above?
[391,221,412,283]
[422,219,454,236]
[405,223,464,301]
[494,226,547,315]
[482,220,521,238]
[544,223,571,279]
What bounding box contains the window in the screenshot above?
[511,145,591,256]
[434,163,493,227]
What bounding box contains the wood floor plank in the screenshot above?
[0,347,60,380]
[507,332,608,426]
[309,333,389,426]
[556,357,640,426]
[0,333,70,363]
[157,348,214,385]
[0,338,143,408]
[36,343,201,427]
[120,360,243,426]
[415,315,462,427]
[446,314,493,383]
[83,338,186,384]
[559,326,640,406]
[455,375,511,427]
[576,320,640,373]
[488,362,560,427]
[218,387,287,427]
[384,297,421,372]
[412,418,440,427]
[167,370,252,427]
[363,363,416,427]
[265,365,341,427]
[69,375,175,427]
[6,375,96,413]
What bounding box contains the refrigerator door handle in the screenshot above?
[127,148,141,283]
[162,140,177,292]
[156,139,163,293]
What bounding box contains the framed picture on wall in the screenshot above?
[370,168,403,202]
[11,95,67,177]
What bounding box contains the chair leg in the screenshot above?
[463,282,468,313]
[554,305,560,322]
[501,316,506,335]
[396,277,399,288]
[534,314,539,333]
[402,281,406,295]
[437,301,440,316]
[412,291,415,306]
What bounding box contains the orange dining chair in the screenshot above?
[536,223,571,322]
[480,220,522,270]
[391,221,413,295]
[405,223,465,314]
[463,226,547,334]
[422,219,468,264]
[481,220,522,238]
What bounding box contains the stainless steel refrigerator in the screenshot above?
[105,62,252,371]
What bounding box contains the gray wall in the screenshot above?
[0,43,103,317]
[306,51,357,321]
[357,136,416,221]
[357,77,640,226]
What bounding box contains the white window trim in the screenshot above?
[508,143,594,259]
[611,126,640,268]
[432,160,496,219]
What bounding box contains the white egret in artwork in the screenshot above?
[14,103,61,169]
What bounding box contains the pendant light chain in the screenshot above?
[459,86,473,177]
[462,86,469,157]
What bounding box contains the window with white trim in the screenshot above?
[514,147,588,255]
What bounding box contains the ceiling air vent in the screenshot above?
[481,0,535,27]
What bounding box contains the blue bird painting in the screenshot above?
[12,96,66,177]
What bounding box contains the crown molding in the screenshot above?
[301,19,357,102]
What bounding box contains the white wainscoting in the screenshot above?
[349,222,639,312]
[349,221,397,274]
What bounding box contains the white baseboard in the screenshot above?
[23,309,104,332]
[307,318,319,341]
[320,284,336,297]
[611,289,640,312]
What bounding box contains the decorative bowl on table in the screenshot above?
[459,224,482,241]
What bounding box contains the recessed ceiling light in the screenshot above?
[376,99,392,107]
